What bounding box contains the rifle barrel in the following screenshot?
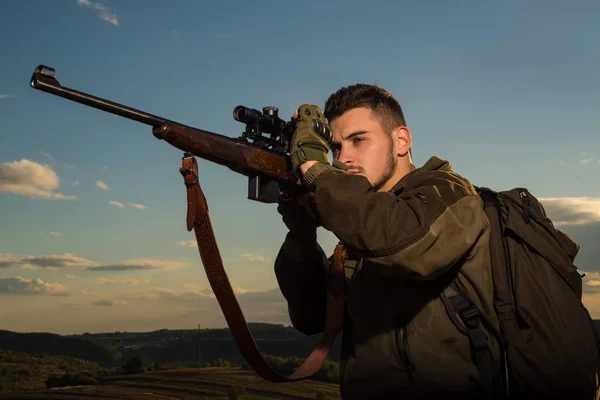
[30,65,167,127]
[29,64,292,191]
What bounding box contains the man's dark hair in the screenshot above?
[324,84,406,134]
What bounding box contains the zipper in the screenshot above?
[494,193,516,315]
[403,328,415,373]
[395,325,415,381]
[519,189,534,223]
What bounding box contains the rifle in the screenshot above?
[30,65,299,203]
[29,65,346,382]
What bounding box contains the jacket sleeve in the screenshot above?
[274,231,329,335]
[303,163,489,280]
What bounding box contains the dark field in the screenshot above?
[0,367,341,400]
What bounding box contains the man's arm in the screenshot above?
[274,230,329,335]
[301,161,488,280]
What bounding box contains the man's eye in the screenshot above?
[353,137,364,144]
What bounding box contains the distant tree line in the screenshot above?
[44,356,177,389]
[263,355,340,383]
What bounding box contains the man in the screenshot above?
[274,84,502,399]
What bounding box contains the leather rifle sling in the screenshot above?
[179,155,346,382]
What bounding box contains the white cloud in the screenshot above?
[229,284,248,295]
[538,197,600,227]
[76,0,119,26]
[106,200,147,210]
[580,158,593,164]
[38,151,75,170]
[124,285,289,325]
[183,282,248,296]
[95,278,149,286]
[177,240,197,248]
[86,258,188,272]
[108,200,124,208]
[582,290,600,319]
[76,289,99,296]
[96,180,109,190]
[0,253,101,270]
[0,159,76,200]
[72,180,80,186]
[132,281,250,302]
[240,253,272,263]
[0,94,11,99]
[39,231,61,236]
[0,253,188,273]
[582,272,600,291]
[0,282,291,333]
[39,150,54,161]
[91,299,128,307]
[0,276,69,296]
[135,286,216,301]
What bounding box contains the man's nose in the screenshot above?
[335,146,353,165]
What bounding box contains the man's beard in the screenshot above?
[371,136,397,192]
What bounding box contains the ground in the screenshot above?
[0,367,341,400]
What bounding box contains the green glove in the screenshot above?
[277,191,320,238]
[289,104,333,176]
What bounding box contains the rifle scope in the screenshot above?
[233,105,289,135]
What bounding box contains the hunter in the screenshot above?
[274,84,502,399]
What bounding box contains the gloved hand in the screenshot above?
[289,104,333,178]
[277,187,320,238]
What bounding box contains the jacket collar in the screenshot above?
[389,155,453,193]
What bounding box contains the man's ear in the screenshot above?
[394,126,412,157]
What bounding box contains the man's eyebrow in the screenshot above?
[331,130,369,148]
[343,130,369,140]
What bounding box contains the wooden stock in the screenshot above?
[153,122,294,183]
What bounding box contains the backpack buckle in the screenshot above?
[458,305,480,329]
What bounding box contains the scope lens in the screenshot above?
[233,105,263,124]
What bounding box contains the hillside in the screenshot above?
[0,324,342,398]
[0,331,119,366]
[0,324,341,370]
[0,367,341,399]
[3,320,600,398]
[0,348,105,394]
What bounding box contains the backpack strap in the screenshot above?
[439,186,511,399]
[440,285,503,399]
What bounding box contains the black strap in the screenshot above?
[476,187,512,398]
[440,288,506,399]
[440,292,492,396]
[454,294,493,393]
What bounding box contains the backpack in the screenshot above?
[440,186,600,400]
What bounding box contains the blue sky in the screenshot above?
[1,0,599,334]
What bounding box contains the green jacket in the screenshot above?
[274,156,502,399]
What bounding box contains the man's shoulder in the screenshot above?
[395,156,478,196]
